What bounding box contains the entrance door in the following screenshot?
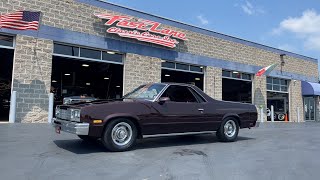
[304,97,315,121]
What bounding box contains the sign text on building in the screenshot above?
[94,14,187,48]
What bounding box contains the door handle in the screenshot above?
[198,108,204,112]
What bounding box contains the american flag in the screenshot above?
[0,11,41,31]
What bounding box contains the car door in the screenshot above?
[145,85,207,135]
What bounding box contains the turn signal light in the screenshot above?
[93,120,103,124]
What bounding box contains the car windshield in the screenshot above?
[123,84,166,100]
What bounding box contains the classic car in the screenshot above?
[52,83,258,151]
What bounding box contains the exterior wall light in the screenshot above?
[280,54,286,73]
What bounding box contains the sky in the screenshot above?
[106,0,320,73]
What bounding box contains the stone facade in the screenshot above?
[205,67,222,100]
[252,76,267,122]
[1,0,317,79]
[11,35,53,123]
[316,97,320,122]
[123,53,161,95]
[288,80,304,122]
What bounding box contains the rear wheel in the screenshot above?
[216,117,239,142]
[102,118,137,152]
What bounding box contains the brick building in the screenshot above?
[0,0,319,123]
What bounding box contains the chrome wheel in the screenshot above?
[111,122,133,146]
[224,120,236,138]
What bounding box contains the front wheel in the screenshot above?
[216,117,239,142]
[102,118,137,152]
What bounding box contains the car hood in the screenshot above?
[57,98,149,109]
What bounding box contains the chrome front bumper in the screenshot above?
[52,118,89,135]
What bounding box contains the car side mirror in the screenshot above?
[158,97,170,105]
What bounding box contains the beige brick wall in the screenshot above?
[123,53,161,95]
[205,66,222,100]
[316,97,320,122]
[253,75,267,121]
[1,0,317,79]
[289,80,304,122]
[12,35,53,123]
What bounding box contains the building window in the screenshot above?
[266,77,288,93]
[222,70,252,81]
[161,60,204,74]
[0,35,14,48]
[53,44,79,56]
[53,43,124,64]
[161,60,204,90]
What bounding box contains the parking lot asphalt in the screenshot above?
[1,122,320,180]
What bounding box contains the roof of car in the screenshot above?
[155,82,196,86]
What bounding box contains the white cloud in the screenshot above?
[273,9,320,51]
[241,1,253,15]
[238,1,265,15]
[278,44,297,52]
[196,15,209,25]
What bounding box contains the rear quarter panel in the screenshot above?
[205,100,257,129]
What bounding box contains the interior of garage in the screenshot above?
[51,56,123,106]
[222,70,252,103]
[161,61,204,90]
[267,92,289,121]
[0,48,14,121]
[266,77,290,121]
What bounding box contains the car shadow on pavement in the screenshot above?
[53,135,254,154]
[53,139,106,154]
[134,135,254,150]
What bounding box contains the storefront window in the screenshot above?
[80,48,101,59]
[102,52,123,63]
[222,70,231,77]
[53,44,79,56]
[162,61,175,68]
[266,77,288,93]
[222,70,252,81]
[161,60,203,73]
[53,43,123,63]
[190,65,202,72]
[0,35,14,47]
[176,63,189,71]
[161,61,204,90]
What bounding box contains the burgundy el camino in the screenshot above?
[52,83,258,151]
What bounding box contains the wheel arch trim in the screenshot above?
[103,113,142,138]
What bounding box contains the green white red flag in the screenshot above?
[256,63,277,76]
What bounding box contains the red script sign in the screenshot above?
[94,14,187,48]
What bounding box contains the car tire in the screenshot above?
[102,118,137,152]
[216,117,239,142]
[77,135,98,141]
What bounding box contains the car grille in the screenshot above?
[57,109,71,120]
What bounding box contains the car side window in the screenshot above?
[188,87,206,103]
[161,85,198,103]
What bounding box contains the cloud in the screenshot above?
[241,1,253,15]
[196,15,209,25]
[237,1,265,15]
[273,9,320,51]
[278,44,297,52]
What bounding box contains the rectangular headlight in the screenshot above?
[55,107,61,117]
[70,109,81,122]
